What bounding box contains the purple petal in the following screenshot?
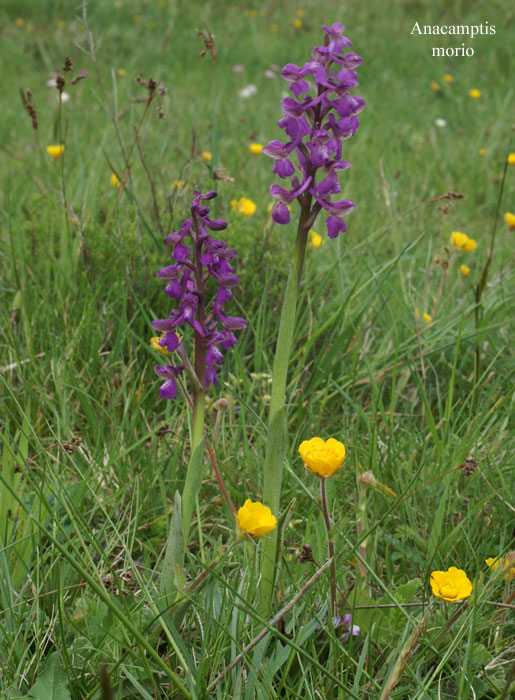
[273,158,295,178]
[172,244,190,262]
[272,202,290,224]
[281,63,304,81]
[159,378,178,399]
[152,319,178,332]
[316,172,341,196]
[156,264,181,279]
[340,52,362,69]
[290,80,310,98]
[206,218,227,231]
[326,215,347,238]
[281,97,306,118]
[164,280,182,298]
[205,365,218,387]
[263,139,290,159]
[159,332,179,352]
[216,286,231,305]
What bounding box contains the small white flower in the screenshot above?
[264,69,276,79]
[232,64,245,73]
[238,84,258,98]
[46,78,57,87]
[435,118,447,128]
[58,92,71,103]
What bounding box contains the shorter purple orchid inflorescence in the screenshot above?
[152,191,246,397]
[264,22,365,240]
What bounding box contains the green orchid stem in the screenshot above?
[320,478,337,616]
[181,389,206,543]
[258,199,314,617]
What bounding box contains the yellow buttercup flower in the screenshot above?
[117,68,127,77]
[249,142,264,155]
[450,231,477,252]
[504,212,515,230]
[415,308,432,324]
[485,554,515,581]
[430,567,473,602]
[507,153,515,165]
[308,231,323,250]
[297,10,306,18]
[57,20,65,29]
[459,264,470,277]
[469,89,481,99]
[201,150,212,163]
[237,499,277,538]
[16,17,25,27]
[431,82,441,92]
[443,73,453,83]
[110,172,121,188]
[478,148,486,156]
[293,18,302,29]
[231,197,257,217]
[298,437,346,478]
[46,144,65,159]
[271,23,279,32]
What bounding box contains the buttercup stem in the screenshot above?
[320,478,337,615]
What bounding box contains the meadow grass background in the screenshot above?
[0,0,514,698]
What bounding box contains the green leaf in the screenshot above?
[28,653,71,700]
[471,643,493,668]
[160,490,186,604]
[181,435,206,543]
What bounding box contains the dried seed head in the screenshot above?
[297,544,316,565]
[157,105,164,119]
[22,88,38,130]
[70,69,88,85]
[214,398,229,412]
[56,74,65,93]
[459,456,477,476]
[63,56,73,73]
[197,28,217,62]
[157,82,166,97]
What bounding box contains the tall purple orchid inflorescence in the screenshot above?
[259,23,365,617]
[264,22,365,241]
[152,190,247,399]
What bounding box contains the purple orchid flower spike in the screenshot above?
[151,191,247,398]
[264,23,365,241]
